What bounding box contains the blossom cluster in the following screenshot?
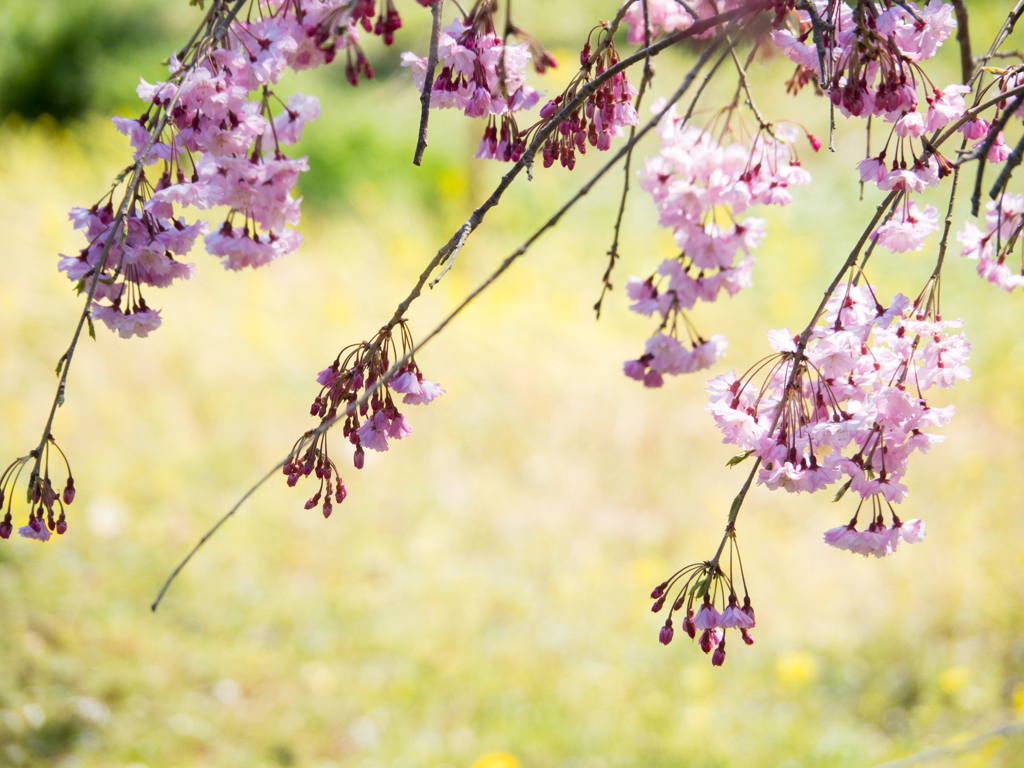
[957,192,1024,292]
[773,1,1001,256]
[772,0,957,118]
[285,323,444,516]
[650,554,757,667]
[401,6,544,163]
[1,438,75,543]
[536,29,638,170]
[59,0,426,339]
[706,281,969,552]
[624,108,812,386]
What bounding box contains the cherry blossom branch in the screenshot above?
[707,189,900,570]
[152,35,733,611]
[413,0,445,166]
[702,70,1024,573]
[27,0,248,487]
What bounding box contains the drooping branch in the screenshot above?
[29,0,249,485]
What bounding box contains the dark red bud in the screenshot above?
[712,641,726,666]
[659,621,674,645]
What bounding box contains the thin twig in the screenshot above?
[870,721,1024,768]
[413,0,445,166]
[151,463,279,611]
[595,0,656,319]
[968,0,1024,88]
[932,157,965,279]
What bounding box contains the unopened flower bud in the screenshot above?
[659,620,674,645]
[741,629,754,645]
[354,448,365,470]
[650,582,667,600]
[304,492,321,510]
[322,499,333,519]
[712,640,726,667]
[651,597,665,613]
[683,609,696,639]
[699,629,713,653]
[63,478,75,505]
[540,100,559,120]
[0,520,11,539]
[287,472,299,487]
[335,482,348,504]
[56,519,68,535]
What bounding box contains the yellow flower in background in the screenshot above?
[472,753,522,768]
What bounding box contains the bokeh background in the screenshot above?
[2,1,1024,767]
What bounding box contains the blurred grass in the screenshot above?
[2,1,1024,768]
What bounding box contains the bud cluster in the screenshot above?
[650,535,756,667]
[284,321,444,515]
[1,437,75,543]
[535,26,639,170]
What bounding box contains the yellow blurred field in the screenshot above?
[2,3,1024,767]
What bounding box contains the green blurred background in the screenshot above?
[2,1,1024,767]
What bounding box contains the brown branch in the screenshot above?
[413,0,445,166]
[950,0,973,84]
